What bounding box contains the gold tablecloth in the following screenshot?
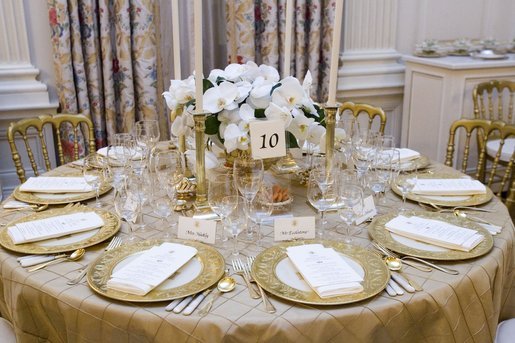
[0,164,513,342]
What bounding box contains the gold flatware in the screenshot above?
[371,242,431,272]
[197,276,236,316]
[383,256,423,291]
[453,210,493,225]
[28,248,85,272]
[232,259,260,299]
[247,256,276,313]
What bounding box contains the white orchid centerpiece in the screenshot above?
[163,61,326,154]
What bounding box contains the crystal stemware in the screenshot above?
[233,158,264,240]
[307,168,338,238]
[134,120,160,169]
[337,184,363,243]
[394,161,418,212]
[208,173,238,243]
[224,196,245,256]
[248,183,274,247]
[113,179,141,244]
[83,154,108,208]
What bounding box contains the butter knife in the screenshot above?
[182,289,212,316]
[173,296,194,313]
[391,273,416,293]
[165,298,184,312]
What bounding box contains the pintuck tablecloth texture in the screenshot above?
[0,163,513,343]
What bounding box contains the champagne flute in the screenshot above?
[248,183,274,247]
[208,173,238,243]
[83,154,107,208]
[224,196,245,256]
[337,185,363,243]
[394,161,418,212]
[233,158,264,240]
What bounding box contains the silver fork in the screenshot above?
[67,236,123,285]
[232,259,260,299]
[247,256,276,313]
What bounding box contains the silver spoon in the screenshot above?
[197,276,236,316]
[28,249,85,272]
[384,256,423,291]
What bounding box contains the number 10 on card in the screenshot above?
[249,119,287,159]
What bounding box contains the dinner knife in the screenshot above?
[391,273,416,293]
[172,296,194,313]
[165,298,184,312]
[385,283,397,297]
[182,289,212,316]
[388,279,405,295]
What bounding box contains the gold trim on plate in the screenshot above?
[87,239,225,302]
[368,210,493,261]
[251,240,389,305]
[391,172,493,207]
[0,205,120,254]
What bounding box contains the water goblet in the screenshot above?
[134,120,160,168]
[83,154,107,208]
[114,180,141,244]
[224,196,245,256]
[394,161,418,212]
[248,183,274,247]
[337,184,364,243]
[208,173,238,243]
[307,168,338,238]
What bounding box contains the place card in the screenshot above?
[177,217,217,244]
[384,215,484,251]
[249,119,286,159]
[274,216,316,241]
[286,244,364,298]
[354,195,377,225]
[412,179,486,196]
[7,212,104,244]
[107,242,197,295]
[19,176,95,193]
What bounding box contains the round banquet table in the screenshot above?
[0,162,513,343]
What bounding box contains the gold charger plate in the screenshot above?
[396,155,430,172]
[87,239,225,303]
[251,240,389,306]
[391,172,493,207]
[13,174,112,205]
[369,210,493,261]
[0,205,120,254]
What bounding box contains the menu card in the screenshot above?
[384,215,484,252]
[382,148,420,162]
[19,177,95,193]
[107,243,197,296]
[286,244,364,298]
[412,179,486,196]
[7,212,104,244]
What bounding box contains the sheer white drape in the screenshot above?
[159,0,227,82]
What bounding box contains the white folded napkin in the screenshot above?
[3,200,32,209]
[19,176,95,193]
[97,146,143,160]
[382,148,420,162]
[384,215,484,252]
[7,212,104,244]
[286,244,363,298]
[412,179,486,196]
[107,242,197,296]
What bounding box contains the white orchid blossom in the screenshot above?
[203,81,239,114]
[224,63,247,82]
[258,64,280,82]
[162,75,196,110]
[234,81,252,103]
[306,123,326,145]
[247,77,274,109]
[241,61,260,82]
[264,102,293,128]
[319,127,346,153]
[207,68,225,85]
[271,76,307,109]
[288,112,315,142]
[223,123,250,153]
[170,112,194,138]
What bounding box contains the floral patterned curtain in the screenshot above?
[226,0,336,103]
[47,0,163,156]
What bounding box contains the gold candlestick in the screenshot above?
[324,103,340,170]
[192,111,219,220]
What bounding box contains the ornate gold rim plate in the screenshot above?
[391,172,493,207]
[251,240,389,305]
[0,205,120,254]
[87,239,225,302]
[398,155,430,172]
[368,210,493,260]
[13,176,112,205]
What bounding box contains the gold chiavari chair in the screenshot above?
[444,118,514,212]
[7,113,96,183]
[473,80,515,123]
[338,101,387,134]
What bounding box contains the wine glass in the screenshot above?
[153,196,173,240]
[307,168,338,238]
[83,154,108,208]
[233,158,264,240]
[224,196,245,256]
[248,183,274,247]
[336,116,358,167]
[154,150,183,187]
[134,120,160,168]
[337,184,363,243]
[208,173,238,243]
[113,179,141,244]
[394,161,418,212]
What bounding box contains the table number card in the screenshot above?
[274,216,316,241]
[177,217,217,244]
[249,119,286,159]
[354,195,377,225]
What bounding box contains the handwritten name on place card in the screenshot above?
[177,217,217,244]
[274,217,316,241]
